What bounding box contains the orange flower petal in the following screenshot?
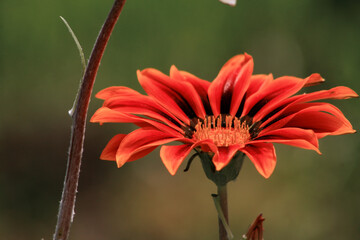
[212,145,243,171]
[103,93,184,130]
[138,69,193,124]
[241,143,276,179]
[229,55,254,116]
[160,144,194,176]
[252,75,315,121]
[254,128,320,154]
[169,65,207,118]
[208,54,253,116]
[304,73,324,87]
[116,129,185,167]
[241,74,273,117]
[178,70,212,115]
[95,86,140,100]
[100,134,127,161]
[262,102,355,137]
[259,86,358,128]
[284,111,356,138]
[91,107,184,136]
[299,86,358,101]
[161,139,222,175]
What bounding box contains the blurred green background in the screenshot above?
[1,0,359,239]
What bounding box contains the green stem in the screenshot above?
[212,184,233,240]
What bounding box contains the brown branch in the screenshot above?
[53,0,126,239]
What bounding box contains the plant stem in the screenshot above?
[53,1,126,239]
[218,184,229,240]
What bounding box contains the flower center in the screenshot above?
[193,115,250,147]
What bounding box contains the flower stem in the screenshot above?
[212,184,234,240]
[53,1,126,240]
[218,185,228,240]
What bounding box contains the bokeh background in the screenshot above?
[1,0,359,239]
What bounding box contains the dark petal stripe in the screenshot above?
[138,69,207,123]
[208,54,253,117]
[260,86,358,129]
[178,70,213,116]
[103,95,184,129]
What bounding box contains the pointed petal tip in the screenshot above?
[257,165,274,179]
[160,144,195,176]
[89,115,96,123]
[261,167,275,179]
[116,159,125,168]
[115,153,127,168]
[170,65,178,71]
[138,68,163,78]
[336,128,357,136]
[160,147,177,175]
[136,69,142,78]
[99,134,127,162]
[137,68,161,80]
[242,143,277,179]
[95,87,122,99]
[163,164,177,176]
[162,160,178,176]
[90,109,104,123]
[304,73,325,87]
[99,153,110,161]
[262,173,271,179]
[95,87,115,100]
[89,115,105,124]
[89,107,110,123]
[214,163,224,172]
[336,86,359,98]
[244,52,253,60]
[169,65,182,79]
[95,91,103,99]
[168,169,176,176]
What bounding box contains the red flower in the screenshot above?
[91,53,357,178]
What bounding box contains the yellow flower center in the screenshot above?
[194,115,250,147]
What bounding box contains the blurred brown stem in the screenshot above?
[53,0,126,239]
[218,185,229,240]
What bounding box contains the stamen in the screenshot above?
[193,115,250,147]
